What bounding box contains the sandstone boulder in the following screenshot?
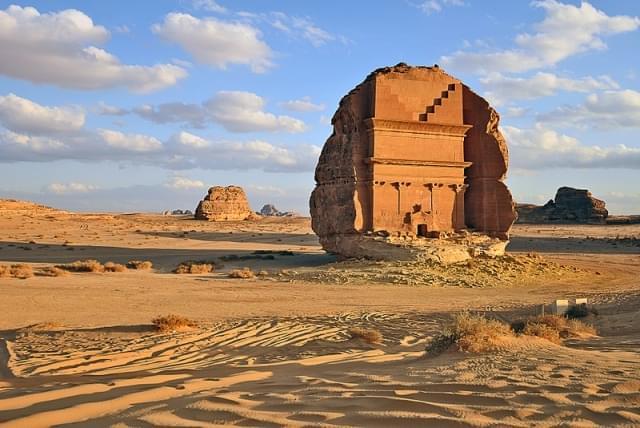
[195,186,256,221]
[309,63,516,261]
[517,187,608,224]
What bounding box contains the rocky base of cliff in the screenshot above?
[320,232,508,265]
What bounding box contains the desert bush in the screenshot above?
[56,259,105,273]
[152,314,197,332]
[513,314,596,341]
[565,304,598,319]
[348,327,383,344]
[126,260,153,270]
[104,262,127,273]
[37,266,69,277]
[522,322,562,344]
[228,268,255,279]
[427,313,514,355]
[0,264,33,279]
[173,261,214,274]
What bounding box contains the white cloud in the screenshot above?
[504,124,640,169]
[442,1,640,74]
[1,129,67,153]
[153,13,272,72]
[169,131,210,148]
[481,72,619,105]
[239,11,346,47]
[0,93,85,134]
[99,129,163,152]
[165,176,205,190]
[132,91,306,133]
[192,0,226,13]
[417,0,464,14]
[280,96,325,112]
[0,5,187,92]
[537,89,640,129]
[96,101,128,116]
[206,91,307,133]
[134,102,206,128]
[47,182,98,195]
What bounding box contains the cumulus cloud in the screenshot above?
[417,0,464,14]
[206,91,307,133]
[165,176,205,190]
[134,91,307,133]
[504,124,640,169]
[0,93,85,134]
[481,72,619,105]
[153,13,273,72]
[0,125,319,173]
[99,129,163,152]
[442,1,640,74]
[280,96,325,112]
[0,5,187,92]
[46,182,98,194]
[169,131,210,148]
[537,90,640,129]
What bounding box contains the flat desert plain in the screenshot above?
[1,199,639,427]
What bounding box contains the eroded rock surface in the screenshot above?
[309,63,516,261]
[517,187,608,224]
[195,186,256,221]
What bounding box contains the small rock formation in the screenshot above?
[195,186,256,221]
[309,63,516,263]
[517,187,608,224]
[260,204,281,216]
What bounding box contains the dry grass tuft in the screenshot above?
[126,260,153,270]
[56,259,105,273]
[428,313,515,355]
[104,262,127,273]
[152,314,198,332]
[228,268,255,279]
[516,315,597,340]
[0,264,34,279]
[348,327,383,344]
[37,266,69,277]
[173,261,214,274]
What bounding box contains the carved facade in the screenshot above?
[310,64,516,256]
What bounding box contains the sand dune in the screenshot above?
[1,200,639,426]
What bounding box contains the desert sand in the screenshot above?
[1,199,639,427]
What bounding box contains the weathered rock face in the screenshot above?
[517,187,608,224]
[309,63,516,260]
[260,204,281,216]
[195,186,255,221]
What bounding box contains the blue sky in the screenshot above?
[0,0,638,214]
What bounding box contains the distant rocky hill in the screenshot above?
[516,187,608,224]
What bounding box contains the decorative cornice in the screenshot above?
[364,118,472,137]
[366,157,472,168]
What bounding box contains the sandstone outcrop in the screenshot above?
[309,63,516,262]
[195,186,256,221]
[517,187,608,224]
[260,204,281,216]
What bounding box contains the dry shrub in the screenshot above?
[348,327,383,344]
[514,315,596,341]
[173,261,214,274]
[565,304,598,319]
[228,268,255,279]
[56,259,105,273]
[152,314,197,332]
[428,313,514,355]
[522,322,561,344]
[37,266,69,277]
[126,260,153,270]
[104,262,127,272]
[0,264,34,279]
